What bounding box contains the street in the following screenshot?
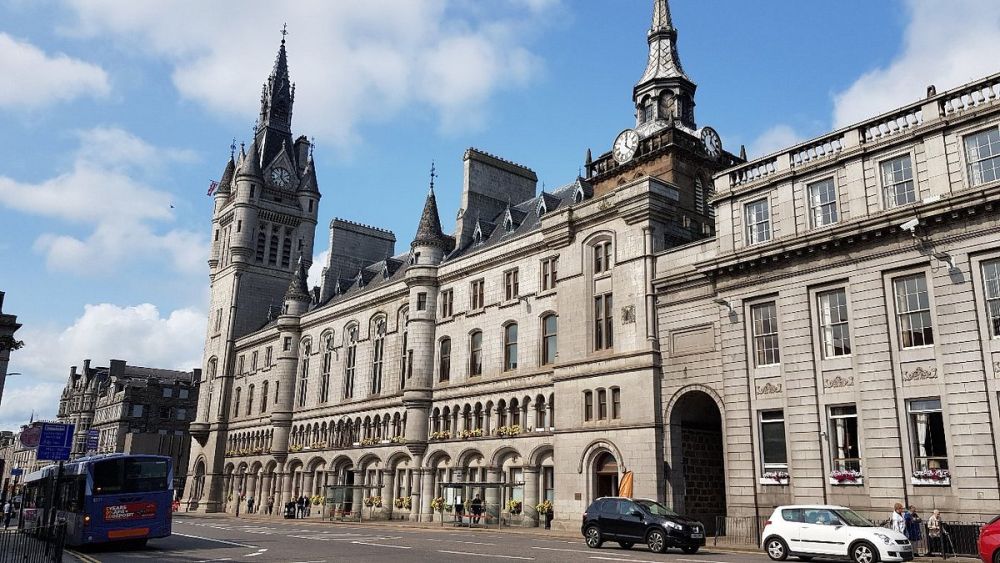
[65,515,776,563]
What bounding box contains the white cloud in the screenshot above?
[0,32,110,109]
[833,0,1000,128]
[307,250,329,290]
[60,0,554,144]
[0,126,207,274]
[1,303,205,431]
[748,124,806,160]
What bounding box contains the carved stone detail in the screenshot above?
[755,382,782,396]
[621,305,636,324]
[994,361,1000,378]
[824,375,855,389]
[902,366,938,382]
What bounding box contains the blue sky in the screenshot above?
[1,0,999,431]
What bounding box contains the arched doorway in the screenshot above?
[593,452,619,498]
[668,390,726,531]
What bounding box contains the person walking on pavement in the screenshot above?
[247,496,255,515]
[470,495,483,524]
[267,496,274,515]
[2,500,12,529]
[297,495,306,518]
[927,509,942,556]
[891,503,906,535]
[905,505,923,555]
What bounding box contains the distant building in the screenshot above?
[57,359,200,492]
[0,291,22,408]
[0,423,53,492]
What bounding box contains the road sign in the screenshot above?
[86,429,99,451]
[10,468,22,476]
[19,426,41,448]
[37,423,74,461]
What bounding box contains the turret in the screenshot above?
[269,258,310,461]
[633,0,697,131]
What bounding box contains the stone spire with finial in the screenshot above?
[411,161,450,250]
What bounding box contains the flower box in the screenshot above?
[759,471,790,485]
[829,470,863,485]
[911,469,950,486]
[829,476,864,485]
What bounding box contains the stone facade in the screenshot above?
[57,359,200,491]
[0,291,22,408]
[184,0,1000,528]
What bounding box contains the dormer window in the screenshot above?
[473,226,483,245]
[537,200,547,218]
[504,217,514,233]
[574,187,585,204]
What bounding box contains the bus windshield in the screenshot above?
[92,458,169,495]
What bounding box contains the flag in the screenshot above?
[207,180,219,196]
[618,470,634,498]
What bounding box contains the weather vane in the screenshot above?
[429,160,438,190]
[281,23,288,42]
[310,136,315,159]
[230,138,237,158]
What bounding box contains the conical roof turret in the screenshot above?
[411,164,449,250]
[236,139,262,178]
[216,156,235,194]
[298,153,319,193]
[284,256,311,303]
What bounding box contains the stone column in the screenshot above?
[380,469,394,519]
[523,467,540,527]
[247,473,259,511]
[485,466,502,525]
[261,473,273,513]
[351,469,364,519]
[303,472,315,500]
[279,470,293,509]
[419,468,434,522]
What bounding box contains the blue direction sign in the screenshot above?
[10,468,22,477]
[86,429,99,451]
[37,423,74,461]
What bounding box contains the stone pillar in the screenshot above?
[280,470,293,509]
[247,473,259,510]
[485,466,502,524]
[380,469,394,519]
[303,472,315,500]
[523,467,540,527]
[352,469,364,518]
[261,473,273,513]
[419,468,434,522]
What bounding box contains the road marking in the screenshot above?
[439,550,534,560]
[194,559,232,562]
[589,557,664,563]
[66,550,102,563]
[678,559,731,563]
[454,540,496,546]
[172,532,258,548]
[246,548,269,557]
[352,540,412,549]
[532,546,625,555]
[290,560,327,563]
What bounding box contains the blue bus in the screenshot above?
[21,453,173,547]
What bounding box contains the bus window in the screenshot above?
[59,476,86,512]
[93,458,169,495]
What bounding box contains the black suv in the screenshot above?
[582,497,705,553]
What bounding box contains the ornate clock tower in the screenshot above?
[586,0,742,242]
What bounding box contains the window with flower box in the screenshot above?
[759,410,788,476]
[908,398,949,474]
[829,405,860,474]
[982,260,1000,337]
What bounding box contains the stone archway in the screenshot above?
[668,389,726,531]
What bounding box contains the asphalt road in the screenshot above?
[64,514,782,563]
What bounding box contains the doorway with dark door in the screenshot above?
[668,390,726,534]
[594,452,619,498]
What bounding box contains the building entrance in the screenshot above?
[593,452,619,498]
[669,390,726,533]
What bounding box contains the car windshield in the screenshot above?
[635,499,678,517]
[834,509,874,527]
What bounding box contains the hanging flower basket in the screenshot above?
[507,500,522,515]
[430,497,445,511]
[363,496,382,508]
[394,496,412,510]
[535,499,553,514]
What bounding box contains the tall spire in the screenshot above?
[284,256,311,303]
[638,0,689,85]
[256,25,296,167]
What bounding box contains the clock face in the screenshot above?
[613,129,640,164]
[270,167,291,187]
[701,127,722,160]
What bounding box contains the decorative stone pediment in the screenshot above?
[902,366,938,382]
[824,375,855,389]
[755,381,782,396]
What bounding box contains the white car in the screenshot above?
[762,505,913,563]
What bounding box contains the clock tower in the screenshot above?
[585,0,742,245]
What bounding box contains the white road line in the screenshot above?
[290,560,327,563]
[172,532,258,548]
[245,548,269,557]
[352,541,412,549]
[532,546,627,555]
[454,540,496,546]
[678,559,731,563]
[194,559,233,563]
[439,550,534,560]
[589,557,664,563]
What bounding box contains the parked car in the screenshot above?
[980,515,1000,563]
[762,505,912,563]
[581,497,705,554]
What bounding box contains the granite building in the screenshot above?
[0,291,22,408]
[184,0,1000,527]
[57,359,200,491]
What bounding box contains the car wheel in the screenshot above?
[765,537,789,561]
[683,546,700,554]
[992,548,999,563]
[617,542,634,550]
[585,526,603,549]
[851,542,879,563]
[647,529,667,554]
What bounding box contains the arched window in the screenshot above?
[574,189,584,204]
[281,228,293,268]
[321,333,332,403]
[597,388,608,420]
[344,325,358,399]
[255,229,266,263]
[297,341,310,408]
[432,408,441,433]
[247,384,254,416]
[611,387,621,420]
[535,395,546,429]
[469,330,483,376]
[497,399,507,427]
[503,324,518,371]
[233,387,242,419]
[204,357,217,420]
[371,317,386,395]
[541,314,557,365]
[268,226,279,266]
[439,338,451,382]
[442,407,452,432]
[260,380,269,413]
[593,239,612,275]
[584,391,593,422]
[463,405,472,431]
[510,398,520,426]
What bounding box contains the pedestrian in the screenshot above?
[2,500,12,529]
[267,496,274,515]
[891,503,906,535]
[247,496,255,514]
[455,498,465,525]
[927,510,942,556]
[297,495,306,518]
[470,495,483,524]
[544,504,554,530]
[905,505,923,555]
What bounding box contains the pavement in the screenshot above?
[63,513,982,563]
